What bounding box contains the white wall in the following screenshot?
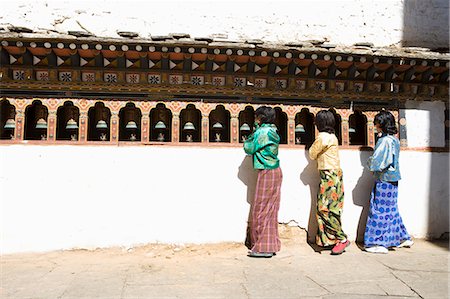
[403,0,449,48]
[404,100,446,147]
[1,144,448,253]
[2,0,448,48]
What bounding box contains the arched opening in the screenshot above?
[24,100,48,140]
[88,102,111,141]
[274,107,288,144]
[329,108,342,145]
[180,104,201,142]
[56,101,80,141]
[209,105,230,143]
[349,110,367,145]
[294,108,315,146]
[0,100,16,140]
[150,103,172,142]
[119,103,142,141]
[238,106,254,143]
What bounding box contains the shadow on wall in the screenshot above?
[352,148,375,244]
[299,150,320,245]
[429,152,449,245]
[237,155,258,246]
[402,0,449,49]
[237,155,258,205]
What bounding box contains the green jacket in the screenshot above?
[244,123,280,170]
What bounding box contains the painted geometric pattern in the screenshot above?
[10,54,23,65]
[103,58,118,68]
[13,70,25,80]
[275,65,288,75]
[275,79,287,89]
[33,56,47,66]
[191,61,205,71]
[392,84,400,93]
[169,60,183,70]
[59,71,72,82]
[234,77,246,87]
[82,72,95,82]
[2,52,446,98]
[104,73,118,83]
[372,83,382,93]
[234,63,247,73]
[80,57,94,67]
[36,71,49,81]
[354,82,364,92]
[212,62,226,72]
[126,73,140,84]
[296,79,306,90]
[212,76,225,86]
[335,82,345,92]
[315,81,326,91]
[148,60,161,69]
[57,56,71,66]
[254,64,268,74]
[169,74,183,85]
[255,78,267,88]
[191,75,204,86]
[428,86,435,96]
[315,67,328,78]
[126,59,140,68]
[148,74,161,84]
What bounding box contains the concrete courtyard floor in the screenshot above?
[1,226,449,299]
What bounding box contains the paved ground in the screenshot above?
[1,226,449,299]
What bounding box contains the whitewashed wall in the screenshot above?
[1,144,448,253]
[403,100,446,148]
[2,0,448,48]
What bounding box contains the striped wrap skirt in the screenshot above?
[245,167,283,253]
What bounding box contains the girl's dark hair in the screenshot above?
[255,106,276,124]
[374,110,398,135]
[315,110,335,134]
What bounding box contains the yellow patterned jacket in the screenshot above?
[309,132,341,170]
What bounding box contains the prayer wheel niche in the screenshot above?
[238,106,254,143]
[274,108,288,144]
[0,100,16,140]
[349,110,367,146]
[25,101,48,140]
[329,108,342,145]
[88,103,111,141]
[209,105,230,143]
[150,104,172,142]
[180,104,201,142]
[295,108,314,146]
[119,103,141,141]
[56,102,79,141]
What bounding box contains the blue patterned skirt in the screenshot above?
[364,180,411,248]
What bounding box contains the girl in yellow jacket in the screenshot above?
[309,110,350,255]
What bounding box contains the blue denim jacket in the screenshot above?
[367,134,401,182]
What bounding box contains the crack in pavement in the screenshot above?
[241,268,251,299]
[377,260,425,299]
[305,274,332,295]
[390,271,424,299]
[120,266,130,299]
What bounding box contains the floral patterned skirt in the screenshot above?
[316,169,347,247]
[364,180,411,248]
